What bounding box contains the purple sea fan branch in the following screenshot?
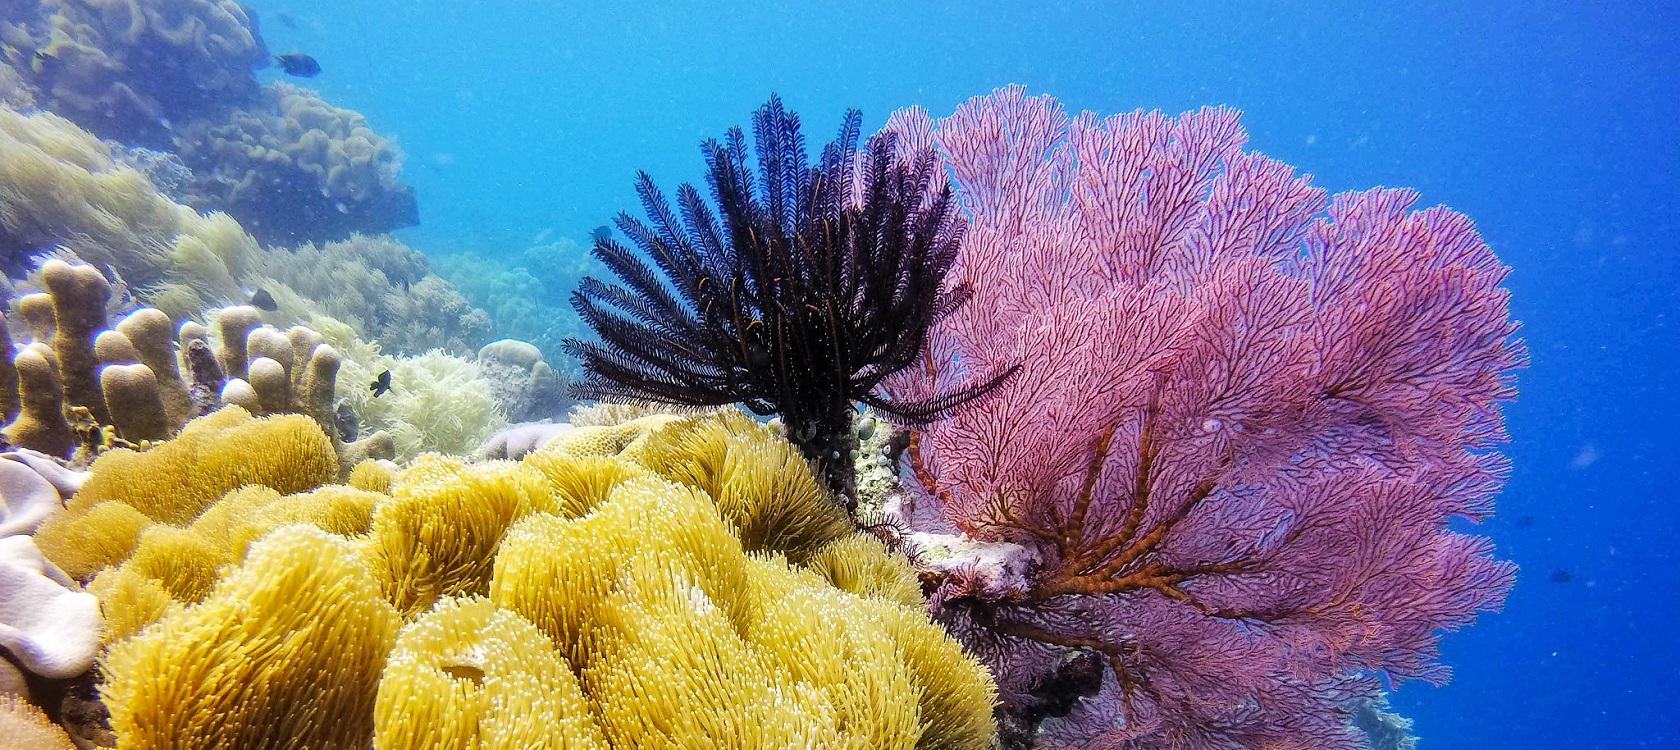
[885,86,1524,748]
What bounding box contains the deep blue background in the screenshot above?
[251,2,1677,747]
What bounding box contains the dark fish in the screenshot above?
[275,52,321,78]
[369,369,393,398]
[1549,569,1572,584]
[591,225,613,243]
[275,10,298,29]
[1512,514,1536,529]
[248,287,278,311]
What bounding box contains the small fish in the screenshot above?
[1549,569,1572,584]
[369,369,393,398]
[248,287,278,311]
[1512,514,1536,529]
[591,225,613,243]
[275,10,298,29]
[274,52,321,78]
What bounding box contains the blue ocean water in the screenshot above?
[252,2,1677,747]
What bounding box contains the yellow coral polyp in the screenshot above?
[374,596,608,750]
[101,525,400,750]
[365,458,555,618]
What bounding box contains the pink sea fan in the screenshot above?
[884,86,1523,748]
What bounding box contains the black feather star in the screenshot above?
[565,96,1012,504]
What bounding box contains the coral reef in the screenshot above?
[59,408,996,748]
[173,82,418,245]
[430,237,602,367]
[252,233,491,355]
[0,107,257,313]
[0,0,269,145]
[2,2,418,245]
[883,87,1523,747]
[566,96,1010,503]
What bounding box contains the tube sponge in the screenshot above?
[373,596,608,750]
[101,525,400,749]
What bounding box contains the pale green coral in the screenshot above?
[0,107,258,316]
[251,234,490,355]
[338,347,509,461]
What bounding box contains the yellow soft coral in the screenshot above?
[364,458,555,618]
[80,410,997,748]
[101,525,400,750]
[0,694,76,750]
[34,407,337,579]
[374,596,608,750]
[486,472,996,749]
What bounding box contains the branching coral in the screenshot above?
[1,0,269,145]
[173,82,418,245]
[72,408,996,748]
[566,96,1011,502]
[0,107,258,314]
[883,87,1524,748]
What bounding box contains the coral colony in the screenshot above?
[0,4,1519,749]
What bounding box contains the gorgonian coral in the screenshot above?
[885,87,1523,749]
[566,96,1011,501]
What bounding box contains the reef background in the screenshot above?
[231,2,1675,748]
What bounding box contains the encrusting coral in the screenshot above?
[66,408,996,749]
